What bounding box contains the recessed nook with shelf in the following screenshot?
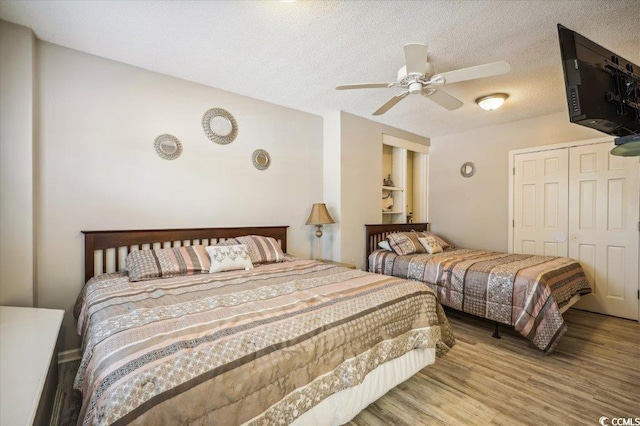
[381,134,429,224]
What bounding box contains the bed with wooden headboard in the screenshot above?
[365,222,591,353]
[75,225,454,425]
[364,222,430,265]
[82,226,288,283]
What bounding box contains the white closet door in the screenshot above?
[513,149,569,256]
[570,143,639,320]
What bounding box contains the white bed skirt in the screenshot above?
[559,294,582,314]
[291,347,436,426]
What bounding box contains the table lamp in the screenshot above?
[305,203,335,261]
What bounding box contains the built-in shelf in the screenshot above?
[381,135,428,225]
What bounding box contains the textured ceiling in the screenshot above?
[1,0,638,138]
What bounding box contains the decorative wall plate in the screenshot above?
[202,108,238,145]
[460,161,476,178]
[154,134,183,160]
[252,149,271,171]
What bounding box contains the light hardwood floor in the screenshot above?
[57,309,639,425]
[348,308,640,426]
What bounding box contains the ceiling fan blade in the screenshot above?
[433,61,511,85]
[373,91,410,115]
[336,83,392,90]
[422,89,463,111]
[404,43,428,75]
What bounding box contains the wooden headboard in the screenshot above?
[81,226,289,283]
[365,223,430,265]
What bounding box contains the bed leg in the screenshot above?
[492,323,501,339]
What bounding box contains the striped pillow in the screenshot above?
[386,232,427,256]
[125,245,211,282]
[214,238,240,246]
[235,235,285,265]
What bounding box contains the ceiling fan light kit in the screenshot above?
[475,93,509,111]
[611,134,640,157]
[336,43,511,115]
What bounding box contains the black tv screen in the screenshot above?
[557,24,639,136]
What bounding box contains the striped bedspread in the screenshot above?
[369,249,592,353]
[74,259,455,425]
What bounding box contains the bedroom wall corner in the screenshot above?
[35,41,323,351]
[338,112,429,269]
[428,112,603,252]
[0,20,36,307]
[323,111,341,262]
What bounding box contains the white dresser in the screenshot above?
[0,306,64,425]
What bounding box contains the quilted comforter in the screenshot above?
[74,259,454,425]
[369,249,591,353]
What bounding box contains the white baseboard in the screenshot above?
[58,348,81,364]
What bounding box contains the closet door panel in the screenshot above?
[569,142,639,320]
[513,149,569,256]
[578,180,596,229]
[577,243,597,286]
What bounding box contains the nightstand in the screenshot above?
[319,259,357,269]
[0,306,64,426]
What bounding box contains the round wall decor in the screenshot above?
[460,162,476,178]
[154,134,183,160]
[202,108,238,145]
[252,149,271,171]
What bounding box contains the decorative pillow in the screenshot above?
[378,240,392,251]
[125,245,211,282]
[386,232,427,256]
[420,231,455,250]
[418,236,443,254]
[235,235,285,265]
[206,244,253,273]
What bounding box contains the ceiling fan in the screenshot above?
[336,43,511,115]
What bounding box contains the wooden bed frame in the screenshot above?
[81,226,289,283]
[364,222,585,340]
[78,224,447,424]
[365,223,430,266]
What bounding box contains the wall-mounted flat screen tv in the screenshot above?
[557,24,639,137]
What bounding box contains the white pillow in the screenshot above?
[206,244,254,273]
[378,240,392,251]
[418,236,443,254]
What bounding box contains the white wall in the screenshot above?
[332,112,429,269]
[322,111,341,262]
[0,21,36,306]
[36,42,323,350]
[428,112,603,252]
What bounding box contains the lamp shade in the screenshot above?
[306,203,335,225]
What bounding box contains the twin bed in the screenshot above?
[365,223,592,353]
[75,226,454,425]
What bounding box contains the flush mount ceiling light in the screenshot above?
[475,93,509,111]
